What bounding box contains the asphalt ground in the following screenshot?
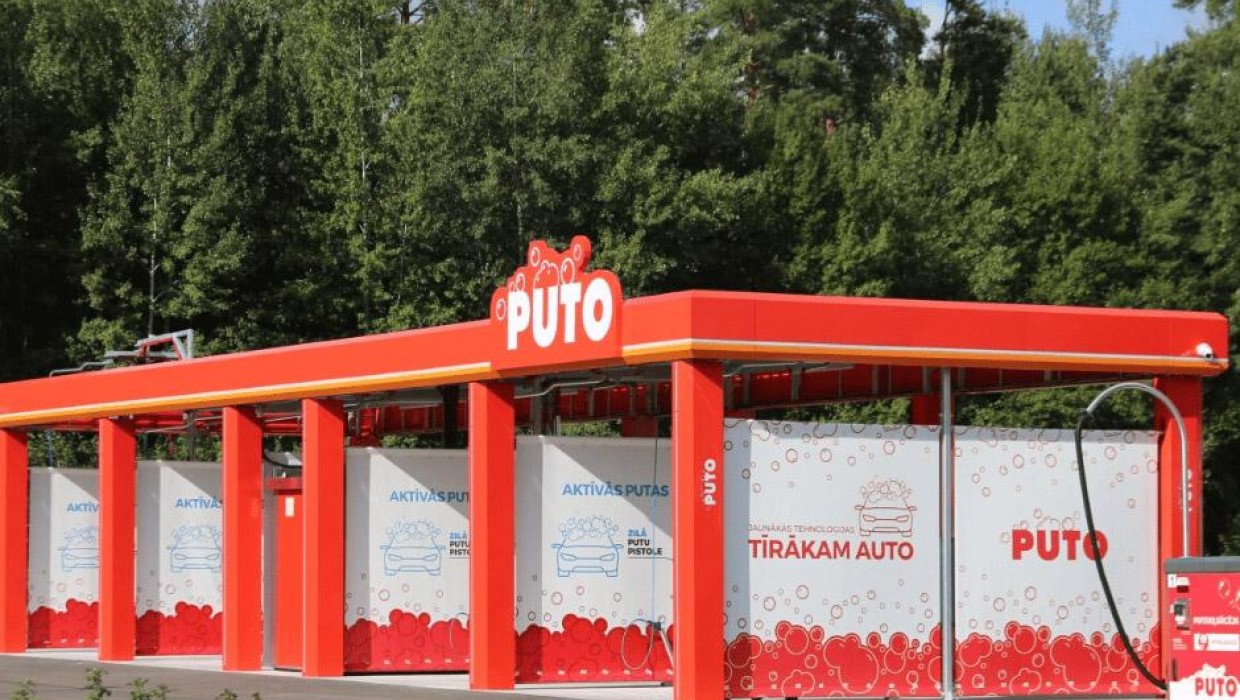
[0,654,671,700]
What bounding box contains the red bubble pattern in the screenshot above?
[135,603,222,655]
[345,611,470,672]
[28,599,98,648]
[515,615,674,683]
[726,623,943,698]
[724,622,1160,698]
[955,622,1160,696]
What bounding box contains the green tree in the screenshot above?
[379,0,620,322]
[925,0,1025,125]
[785,66,966,299]
[594,1,783,295]
[0,0,129,379]
[166,0,315,353]
[1175,0,1235,21]
[1115,14,1240,552]
[77,0,197,356]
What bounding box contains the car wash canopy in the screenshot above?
[0,235,1228,700]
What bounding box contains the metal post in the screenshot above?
[939,369,955,700]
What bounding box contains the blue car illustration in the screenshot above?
[380,520,444,576]
[553,516,623,578]
[59,526,99,572]
[168,524,222,573]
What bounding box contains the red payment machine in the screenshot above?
[1166,558,1240,700]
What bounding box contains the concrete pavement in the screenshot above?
[0,652,671,700]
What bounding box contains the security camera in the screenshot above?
[1196,342,1216,360]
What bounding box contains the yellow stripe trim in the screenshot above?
[0,336,1226,428]
[0,362,497,428]
[621,338,1228,373]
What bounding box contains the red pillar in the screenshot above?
[468,381,515,690]
[1153,376,1204,558]
[1153,376,1203,679]
[99,418,136,661]
[302,399,345,677]
[909,394,941,425]
[223,407,264,670]
[671,360,725,700]
[0,429,28,652]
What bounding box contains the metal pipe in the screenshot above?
[1083,381,1191,557]
[49,360,115,376]
[940,368,955,700]
[515,378,605,399]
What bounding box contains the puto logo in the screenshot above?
[490,236,622,369]
[702,457,719,507]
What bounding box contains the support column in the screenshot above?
[1153,376,1204,558]
[99,418,136,661]
[468,381,515,690]
[938,371,956,700]
[222,407,264,671]
[671,360,725,700]
[0,430,28,652]
[302,399,345,677]
[910,393,941,425]
[1153,376,1203,679]
[441,385,461,448]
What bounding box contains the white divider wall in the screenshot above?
[953,427,1160,695]
[28,468,100,648]
[722,420,943,699]
[514,435,673,683]
[134,461,223,655]
[344,448,470,671]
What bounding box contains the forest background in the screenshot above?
[3,0,1240,551]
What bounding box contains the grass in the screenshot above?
[9,669,260,700]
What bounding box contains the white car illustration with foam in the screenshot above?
[856,477,916,537]
[168,524,222,573]
[553,516,623,577]
[380,520,444,576]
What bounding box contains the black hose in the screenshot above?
[1074,411,1166,691]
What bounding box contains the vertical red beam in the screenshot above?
[302,398,345,677]
[909,394,941,425]
[0,429,28,652]
[98,418,136,661]
[223,406,264,670]
[1153,376,1203,679]
[468,381,515,690]
[1153,376,1204,557]
[672,360,725,700]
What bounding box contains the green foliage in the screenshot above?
[1175,0,1235,20]
[559,420,624,438]
[84,668,109,700]
[125,679,167,700]
[4,0,1240,550]
[925,0,1025,125]
[8,679,38,700]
